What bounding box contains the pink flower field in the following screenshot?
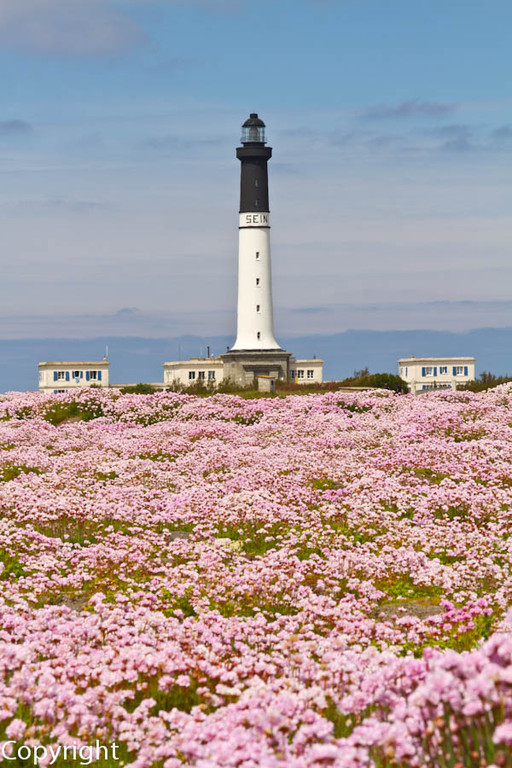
[1,386,512,767]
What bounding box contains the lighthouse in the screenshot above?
[163,114,323,389]
[231,113,281,351]
[220,113,292,385]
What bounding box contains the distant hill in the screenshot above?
[1,327,511,393]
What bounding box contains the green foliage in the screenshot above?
[124,677,204,716]
[339,371,409,393]
[94,471,118,481]
[138,451,176,462]
[311,477,340,490]
[459,370,512,392]
[216,378,256,394]
[118,372,407,399]
[161,586,197,617]
[323,699,380,739]
[42,400,104,426]
[120,383,159,394]
[413,467,449,484]
[0,465,42,482]
[0,548,27,580]
[433,504,469,521]
[216,521,284,557]
[212,593,300,618]
[275,380,345,395]
[374,575,443,601]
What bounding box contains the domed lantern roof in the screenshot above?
[241,113,266,145]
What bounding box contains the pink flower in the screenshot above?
[494,721,512,745]
[5,719,26,740]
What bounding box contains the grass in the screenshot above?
[30,516,172,545]
[322,698,380,739]
[413,467,449,484]
[310,477,341,491]
[0,465,42,482]
[42,400,105,426]
[433,504,470,521]
[373,575,443,601]
[94,470,119,481]
[123,675,207,715]
[0,548,27,580]
[215,521,286,557]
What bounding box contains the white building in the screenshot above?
[289,358,323,384]
[38,360,110,394]
[398,356,475,394]
[164,357,224,387]
[163,354,324,388]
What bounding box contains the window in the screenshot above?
[255,252,260,260]
[422,367,433,376]
[73,370,80,379]
[188,371,196,380]
[455,366,464,375]
[440,366,448,374]
[297,370,304,379]
[290,370,295,379]
[256,304,260,313]
[208,371,216,380]
[89,371,97,380]
[256,278,260,286]
[198,371,205,380]
[257,332,261,340]
[307,369,314,379]
[57,371,65,380]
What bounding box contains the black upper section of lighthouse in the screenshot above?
[237,113,272,213]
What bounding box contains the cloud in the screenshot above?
[290,306,331,314]
[3,197,110,214]
[433,124,477,152]
[435,124,472,138]
[0,119,32,136]
[270,162,298,175]
[145,134,223,151]
[0,0,145,56]
[360,99,457,120]
[492,125,512,141]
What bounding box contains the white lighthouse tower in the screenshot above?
[231,114,281,351]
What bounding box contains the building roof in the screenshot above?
[398,356,475,363]
[38,361,109,366]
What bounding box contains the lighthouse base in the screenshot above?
[220,350,292,387]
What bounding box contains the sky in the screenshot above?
[0,0,511,342]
